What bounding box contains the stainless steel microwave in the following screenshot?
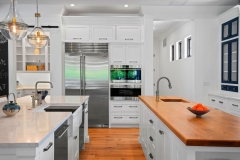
[110,65,141,83]
[110,85,141,101]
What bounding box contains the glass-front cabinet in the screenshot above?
[222,38,238,84]
[222,17,238,41]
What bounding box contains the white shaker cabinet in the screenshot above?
[110,45,126,63]
[116,26,141,41]
[66,25,90,41]
[110,44,141,64]
[91,26,115,41]
[126,45,141,64]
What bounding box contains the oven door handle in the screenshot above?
[55,125,70,139]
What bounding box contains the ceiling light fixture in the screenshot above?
[27,0,49,50]
[0,0,28,40]
[70,4,75,7]
[0,31,7,44]
[124,4,129,7]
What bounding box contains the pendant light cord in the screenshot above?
[13,0,16,18]
[36,0,39,27]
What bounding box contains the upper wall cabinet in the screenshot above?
[110,45,126,63]
[91,26,116,41]
[116,26,141,42]
[66,25,90,41]
[126,45,141,63]
[222,38,238,84]
[222,17,238,41]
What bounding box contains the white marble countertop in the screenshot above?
[0,95,89,148]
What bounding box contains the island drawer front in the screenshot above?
[209,96,227,107]
[229,110,240,117]
[111,114,139,124]
[147,142,156,160]
[110,104,140,112]
[39,133,54,159]
[147,127,156,149]
[228,100,240,112]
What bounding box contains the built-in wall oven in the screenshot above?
[110,85,141,101]
[110,65,141,83]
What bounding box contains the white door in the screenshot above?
[91,26,115,41]
[66,25,90,41]
[126,45,141,64]
[117,26,141,41]
[110,45,126,63]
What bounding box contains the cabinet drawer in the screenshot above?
[116,26,141,41]
[209,96,227,108]
[91,26,115,41]
[111,114,139,124]
[228,100,240,112]
[39,133,54,160]
[147,127,156,148]
[147,142,156,160]
[111,104,139,112]
[66,25,90,41]
[229,109,240,117]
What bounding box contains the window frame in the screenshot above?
[178,41,182,59]
[187,37,191,57]
[171,44,174,61]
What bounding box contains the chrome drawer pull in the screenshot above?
[159,130,164,135]
[43,142,53,152]
[73,38,82,40]
[56,125,70,139]
[149,136,154,141]
[125,38,133,40]
[129,106,137,107]
[114,61,123,63]
[114,106,122,107]
[149,153,153,159]
[232,104,238,107]
[129,61,138,63]
[114,117,122,119]
[99,38,107,40]
[85,110,88,113]
[129,117,138,119]
[149,119,153,124]
[219,101,223,104]
[211,99,215,102]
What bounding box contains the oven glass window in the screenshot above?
[111,88,141,97]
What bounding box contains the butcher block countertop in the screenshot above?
[139,96,240,147]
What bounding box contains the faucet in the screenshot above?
[32,81,53,108]
[8,93,16,103]
[156,77,172,101]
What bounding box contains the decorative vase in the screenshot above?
[2,101,21,116]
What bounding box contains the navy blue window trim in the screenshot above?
[187,37,191,57]
[172,45,174,61]
[179,41,182,59]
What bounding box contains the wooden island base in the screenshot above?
[139,96,240,160]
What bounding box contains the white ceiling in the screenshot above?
[0,0,239,14]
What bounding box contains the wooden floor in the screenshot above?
[80,128,146,160]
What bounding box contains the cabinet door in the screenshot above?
[116,26,141,41]
[126,45,141,64]
[156,122,164,160]
[91,26,115,41]
[66,26,90,41]
[110,45,126,63]
[42,148,54,160]
[222,17,238,41]
[221,39,238,85]
[17,90,22,98]
[73,129,80,160]
[84,105,88,143]
[173,137,187,160]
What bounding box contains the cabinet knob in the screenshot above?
[149,119,153,124]
[219,101,223,104]
[149,153,154,159]
[149,136,154,142]
[74,136,78,140]
[159,130,164,135]
[232,104,238,107]
[211,99,215,102]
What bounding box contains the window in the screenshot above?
[178,41,182,59]
[171,45,174,61]
[187,37,191,57]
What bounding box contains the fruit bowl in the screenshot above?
[187,107,210,118]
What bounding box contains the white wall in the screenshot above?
[155,19,219,105]
[17,73,50,86]
[156,21,195,101]
[193,19,219,104]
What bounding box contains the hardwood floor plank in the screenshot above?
[80,128,146,160]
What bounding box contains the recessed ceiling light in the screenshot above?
[124,4,128,7]
[70,4,75,7]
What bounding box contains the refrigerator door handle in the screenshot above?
[83,56,86,95]
[80,56,83,95]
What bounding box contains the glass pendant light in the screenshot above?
[27,0,49,49]
[0,31,7,44]
[0,0,28,40]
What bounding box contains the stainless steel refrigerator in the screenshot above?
[65,43,109,127]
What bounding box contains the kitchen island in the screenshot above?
[139,96,240,160]
[0,95,89,160]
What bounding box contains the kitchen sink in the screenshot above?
[44,106,80,113]
[160,99,189,103]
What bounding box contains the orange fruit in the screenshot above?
[191,106,197,110]
[196,107,204,111]
[196,103,203,108]
[203,106,209,111]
